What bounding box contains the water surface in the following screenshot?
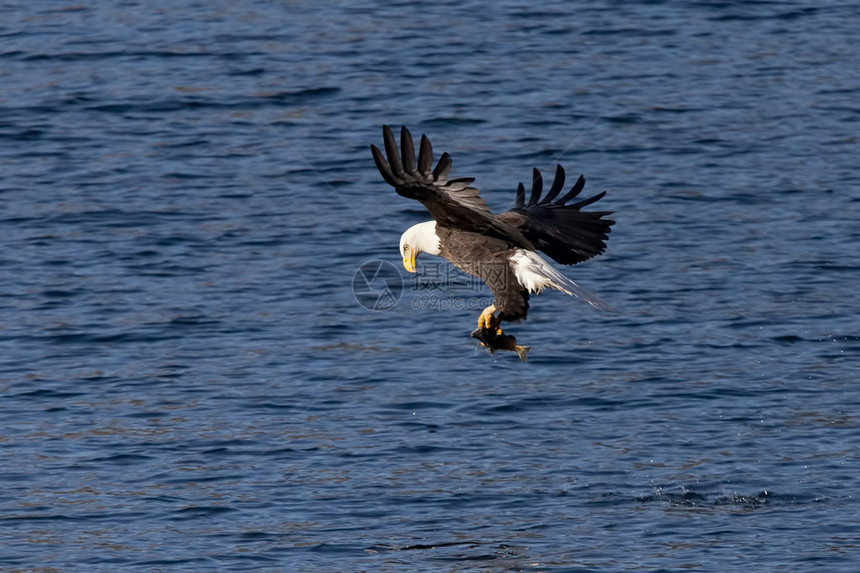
[1,1,858,571]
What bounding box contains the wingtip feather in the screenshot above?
[571,190,607,210]
[542,164,566,204]
[432,152,452,180]
[417,134,433,173]
[371,144,398,187]
[528,167,543,207]
[382,125,403,176]
[400,126,415,172]
[557,174,586,204]
[515,182,525,209]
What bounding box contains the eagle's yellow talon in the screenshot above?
[495,328,504,336]
[477,304,498,331]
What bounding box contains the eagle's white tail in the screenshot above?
[510,249,612,311]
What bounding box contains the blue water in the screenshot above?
[2,1,859,571]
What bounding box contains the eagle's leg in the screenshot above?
[477,304,503,335]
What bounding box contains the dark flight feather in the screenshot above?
[382,126,403,177]
[541,164,566,204]
[557,173,586,204]
[432,152,452,180]
[417,134,433,173]
[528,168,543,207]
[400,126,415,172]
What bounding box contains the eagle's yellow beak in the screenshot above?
[402,248,416,273]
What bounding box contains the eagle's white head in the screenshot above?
[399,221,441,273]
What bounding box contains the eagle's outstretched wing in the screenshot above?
[497,164,614,266]
[371,125,533,248]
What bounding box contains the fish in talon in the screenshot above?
[471,326,531,362]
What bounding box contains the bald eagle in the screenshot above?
[371,125,613,338]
